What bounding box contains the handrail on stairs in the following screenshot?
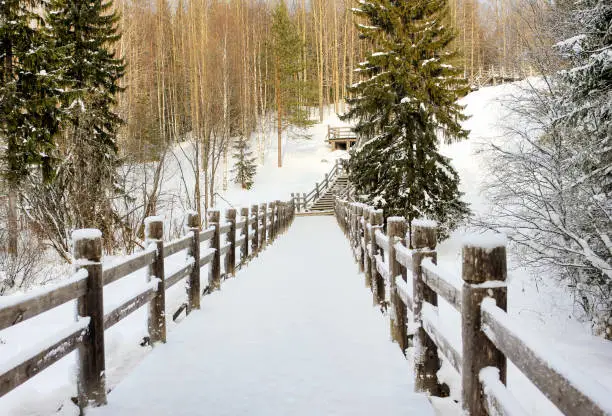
[295,159,349,212]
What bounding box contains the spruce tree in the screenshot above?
[0,0,61,254]
[343,0,470,238]
[45,0,125,237]
[232,136,257,190]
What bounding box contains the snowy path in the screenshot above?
[90,216,434,416]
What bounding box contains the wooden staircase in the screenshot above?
[309,175,349,212]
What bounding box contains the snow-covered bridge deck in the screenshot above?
[90,216,433,416]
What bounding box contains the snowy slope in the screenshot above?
[433,82,612,415]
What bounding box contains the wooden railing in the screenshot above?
[326,126,355,141]
[0,199,295,412]
[335,199,612,416]
[293,159,348,212]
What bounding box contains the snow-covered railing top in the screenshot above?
[0,199,296,410]
[334,199,612,416]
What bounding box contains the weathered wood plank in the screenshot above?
[235,219,246,229]
[164,234,192,258]
[479,367,530,416]
[0,319,89,398]
[218,223,231,235]
[394,242,413,270]
[103,249,156,286]
[103,284,157,330]
[421,259,462,312]
[0,270,87,331]
[164,262,194,290]
[235,236,246,247]
[375,229,389,251]
[394,275,413,311]
[481,299,612,416]
[199,227,215,242]
[422,302,462,374]
[199,249,216,267]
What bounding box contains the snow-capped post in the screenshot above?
[315,182,320,200]
[251,204,259,255]
[370,209,384,304]
[387,216,407,353]
[186,212,201,309]
[207,210,221,290]
[268,201,275,241]
[349,203,356,249]
[324,173,329,191]
[73,228,107,408]
[225,209,237,277]
[355,204,364,272]
[411,220,444,396]
[260,203,267,247]
[275,200,282,237]
[240,207,249,263]
[461,235,507,416]
[301,192,306,212]
[145,217,166,344]
[363,206,373,288]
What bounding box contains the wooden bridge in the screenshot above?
[0,171,611,415]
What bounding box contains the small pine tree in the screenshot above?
[343,0,470,238]
[232,136,257,190]
[45,0,125,237]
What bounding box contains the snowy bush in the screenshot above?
[0,228,46,295]
[480,0,611,338]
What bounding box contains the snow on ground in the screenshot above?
[1,88,610,416]
[88,216,434,416]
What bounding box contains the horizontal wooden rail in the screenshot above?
[479,367,529,416]
[200,226,215,242]
[104,249,156,285]
[421,259,462,311]
[0,197,296,409]
[0,269,88,331]
[165,261,194,290]
[0,318,89,398]
[481,299,612,416]
[104,282,158,330]
[422,302,462,373]
[334,198,611,416]
[164,234,193,258]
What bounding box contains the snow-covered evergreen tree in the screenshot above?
[44,0,125,237]
[0,0,61,254]
[232,136,257,190]
[343,0,470,238]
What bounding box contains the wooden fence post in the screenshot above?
[356,205,364,272]
[251,204,259,255]
[268,202,275,241]
[225,208,236,277]
[260,203,267,247]
[240,207,249,263]
[411,220,446,396]
[370,210,384,305]
[145,217,166,344]
[363,207,372,288]
[207,209,221,290]
[315,182,320,200]
[387,216,407,353]
[73,229,106,409]
[276,200,282,236]
[186,212,201,309]
[462,237,507,416]
[302,192,306,212]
